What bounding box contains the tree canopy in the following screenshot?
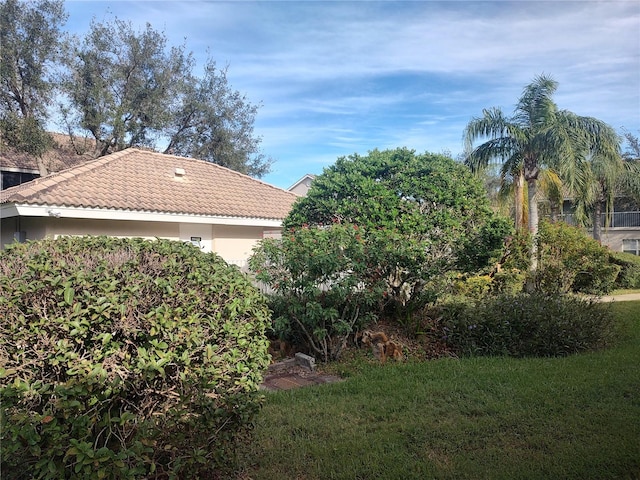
[1,1,271,178]
[0,0,67,168]
[285,147,511,274]
[464,74,620,241]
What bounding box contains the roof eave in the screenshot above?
[1,203,284,227]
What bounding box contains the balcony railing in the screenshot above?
[558,211,640,228]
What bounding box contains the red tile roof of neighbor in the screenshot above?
[1,148,298,220]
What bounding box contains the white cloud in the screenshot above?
[64,0,640,188]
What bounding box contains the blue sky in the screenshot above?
[62,0,640,190]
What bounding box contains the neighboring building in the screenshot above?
[1,148,298,266]
[288,174,316,196]
[1,133,93,190]
[558,197,640,255]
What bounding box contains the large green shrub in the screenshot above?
[281,148,512,330]
[440,293,616,357]
[0,236,271,479]
[534,220,620,294]
[609,251,640,289]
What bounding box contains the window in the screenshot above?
[622,239,640,256]
[1,170,39,190]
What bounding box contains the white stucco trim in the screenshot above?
[1,203,283,227]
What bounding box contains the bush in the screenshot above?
[457,216,514,273]
[0,236,271,479]
[534,221,620,295]
[490,268,526,295]
[283,148,513,310]
[440,293,616,357]
[609,251,640,289]
[451,275,492,299]
[249,224,380,362]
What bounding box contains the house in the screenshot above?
[0,133,93,189]
[558,197,640,255]
[288,173,316,196]
[1,148,298,266]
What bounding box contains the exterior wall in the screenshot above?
[1,216,47,248]
[1,217,20,247]
[179,223,213,252]
[1,216,281,265]
[601,229,640,252]
[1,217,181,249]
[44,218,180,242]
[288,174,315,196]
[212,225,267,267]
[289,182,310,196]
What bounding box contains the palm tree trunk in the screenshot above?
[514,171,526,232]
[527,178,539,236]
[592,201,603,243]
[527,177,539,273]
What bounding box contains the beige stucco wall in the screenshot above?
[601,229,640,252]
[44,218,180,240]
[2,216,48,247]
[212,225,267,268]
[1,216,279,266]
[1,217,19,247]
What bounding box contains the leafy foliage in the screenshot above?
[0,114,53,158]
[249,224,381,362]
[0,236,271,479]
[457,216,514,273]
[464,74,620,241]
[61,17,271,176]
[282,148,511,327]
[0,0,66,118]
[164,61,272,177]
[439,293,616,357]
[609,251,640,289]
[285,148,493,235]
[533,220,620,294]
[0,0,66,167]
[62,19,188,156]
[0,1,269,177]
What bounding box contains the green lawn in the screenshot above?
[236,301,640,479]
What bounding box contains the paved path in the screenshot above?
[599,293,640,302]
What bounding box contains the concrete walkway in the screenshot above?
[599,293,640,302]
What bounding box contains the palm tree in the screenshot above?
[464,74,620,244]
[464,106,528,232]
[570,131,640,242]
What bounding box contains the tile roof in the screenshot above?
[1,148,298,220]
[0,133,94,172]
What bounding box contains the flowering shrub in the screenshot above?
[439,293,616,357]
[0,237,270,479]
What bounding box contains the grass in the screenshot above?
[236,301,640,479]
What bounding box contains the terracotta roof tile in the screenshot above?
[1,133,93,173]
[1,148,298,220]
